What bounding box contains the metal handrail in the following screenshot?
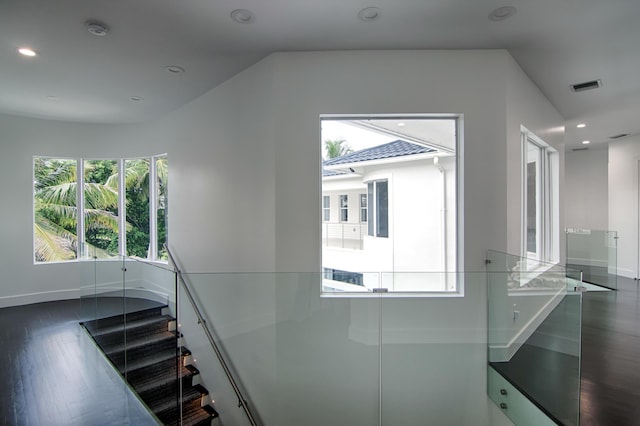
[164,245,259,426]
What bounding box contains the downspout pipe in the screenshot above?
[434,157,448,290]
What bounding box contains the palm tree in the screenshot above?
[324,139,353,159]
[34,159,120,262]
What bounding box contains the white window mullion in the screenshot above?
[118,159,126,256]
[77,159,86,258]
[149,156,158,260]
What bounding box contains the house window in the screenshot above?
[324,268,364,286]
[522,129,558,262]
[340,194,348,222]
[33,154,168,263]
[323,196,330,221]
[360,193,367,222]
[367,181,388,238]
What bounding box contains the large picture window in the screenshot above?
[33,154,168,263]
[321,115,460,294]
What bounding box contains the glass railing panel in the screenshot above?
[178,273,263,426]
[79,249,126,336]
[380,272,483,425]
[120,257,177,423]
[566,228,618,289]
[179,272,381,426]
[378,271,456,293]
[487,250,581,426]
[79,243,98,323]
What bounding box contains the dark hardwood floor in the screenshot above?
[580,276,640,426]
[493,276,640,425]
[0,298,159,426]
[4,279,640,425]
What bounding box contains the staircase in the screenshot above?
[82,303,218,426]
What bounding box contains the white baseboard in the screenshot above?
[616,267,636,279]
[489,287,564,362]
[0,279,173,310]
[0,288,80,309]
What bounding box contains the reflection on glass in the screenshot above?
[566,228,617,289]
[487,250,581,426]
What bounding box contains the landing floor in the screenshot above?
[0,299,159,425]
[492,276,640,426]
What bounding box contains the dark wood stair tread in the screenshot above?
[103,330,179,355]
[122,347,191,373]
[83,305,218,426]
[130,361,197,394]
[175,404,219,426]
[85,314,174,337]
[149,384,208,414]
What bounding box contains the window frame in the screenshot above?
[33,154,168,264]
[320,113,463,297]
[339,194,348,222]
[323,195,331,222]
[359,193,367,223]
[521,128,558,264]
[367,180,389,238]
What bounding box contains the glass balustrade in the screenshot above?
[79,249,586,425]
[487,250,582,426]
[566,228,618,289]
[79,251,176,425]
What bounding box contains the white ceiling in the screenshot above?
[2,0,639,149]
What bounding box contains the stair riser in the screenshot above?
[109,339,178,368]
[85,307,165,329]
[137,376,196,401]
[93,320,171,347]
[84,306,217,426]
[156,396,206,423]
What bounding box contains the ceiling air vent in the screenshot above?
[571,79,602,92]
[572,147,589,152]
[610,133,629,139]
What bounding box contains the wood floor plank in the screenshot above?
[493,276,640,426]
[0,299,159,426]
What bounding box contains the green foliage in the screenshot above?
[324,139,353,159]
[33,156,168,262]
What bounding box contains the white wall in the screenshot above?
[0,56,278,306]
[565,148,608,230]
[266,50,514,425]
[0,49,564,425]
[609,136,640,278]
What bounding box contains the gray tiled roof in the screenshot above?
[322,169,347,177]
[323,139,435,167]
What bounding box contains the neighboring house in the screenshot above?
[322,139,457,292]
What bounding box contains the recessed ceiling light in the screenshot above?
[576,123,586,128]
[358,7,381,22]
[582,140,590,145]
[397,122,405,127]
[164,65,185,74]
[130,96,144,102]
[230,9,255,24]
[18,47,37,57]
[488,6,516,21]
[86,20,109,37]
